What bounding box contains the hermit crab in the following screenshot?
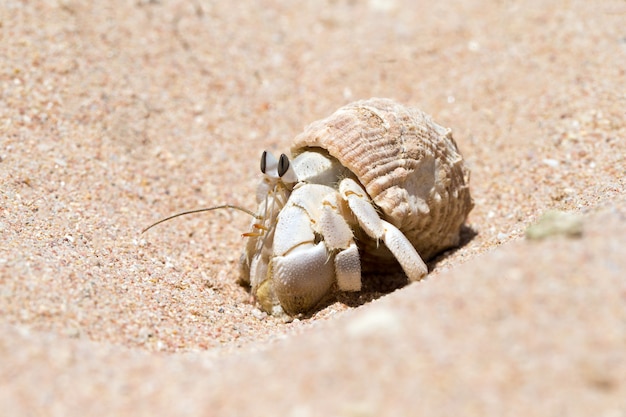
[240,98,474,315]
[145,98,473,316]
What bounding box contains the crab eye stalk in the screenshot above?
[278,153,298,184]
[260,151,280,178]
[277,154,290,177]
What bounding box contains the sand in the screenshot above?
[1,0,625,415]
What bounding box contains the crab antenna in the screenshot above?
[141,204,259,234]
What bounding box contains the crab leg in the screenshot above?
[339,178,428,282]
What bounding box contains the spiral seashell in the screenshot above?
[290,98,473,264]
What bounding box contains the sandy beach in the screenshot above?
[1,0,625,415]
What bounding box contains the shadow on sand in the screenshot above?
[312,225,478,315]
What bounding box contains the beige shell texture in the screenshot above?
[291,98,474,263]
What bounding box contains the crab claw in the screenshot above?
[273,242,334,314]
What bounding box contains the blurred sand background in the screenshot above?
[1,0,625,415]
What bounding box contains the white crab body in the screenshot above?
[240,98,473,315]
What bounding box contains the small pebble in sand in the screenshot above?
[346,307,403,338]
[525,210,584,240]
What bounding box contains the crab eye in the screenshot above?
[260,150,279,177]
[260,150,268,174]
[278,154,290,177]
